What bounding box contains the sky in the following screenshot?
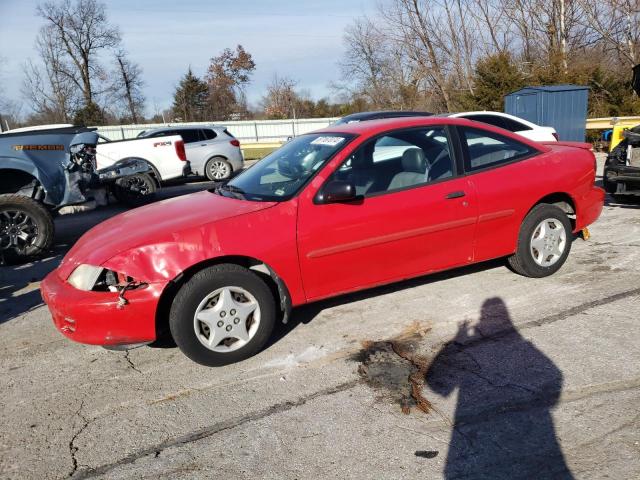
[0,0,376,117]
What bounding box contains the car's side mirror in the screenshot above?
[316,180,360,204]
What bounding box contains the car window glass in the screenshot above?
[328,127,454,197]
[501,117,532,131]
[201,129,217,140]
[179,129,201,143]
[227,133,352,201]
[463,127,535,171]
[466,114,506,129]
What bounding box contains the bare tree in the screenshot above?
[262,75,299,119]
[36,0,121,106]
[22,24,80,122]
[112,50,145,123]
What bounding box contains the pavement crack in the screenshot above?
[68,398,90,478]
[124,350,142,374]
[73,379,359,479]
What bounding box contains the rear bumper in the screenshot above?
[41,270,165,346]
[575,186,605,232]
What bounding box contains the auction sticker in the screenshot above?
[310,136,345,147]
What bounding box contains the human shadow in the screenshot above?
[425,297,573,479]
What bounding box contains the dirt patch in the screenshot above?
[352,322,433,414]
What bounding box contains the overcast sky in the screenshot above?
[0,0,375,116]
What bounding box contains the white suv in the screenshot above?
[449,111,559,142]
[138,126,244,180]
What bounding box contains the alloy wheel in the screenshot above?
[0,209,39,254]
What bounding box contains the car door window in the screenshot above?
[201,129,217,140]
[329,127,454,196]
[462,127,536,171]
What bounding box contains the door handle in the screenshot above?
[446,191,466,199]
[200,144,207,146]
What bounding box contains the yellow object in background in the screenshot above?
[610,125,629,151]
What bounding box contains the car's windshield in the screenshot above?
[220,133,353,201]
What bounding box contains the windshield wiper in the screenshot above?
[216,183,246,199]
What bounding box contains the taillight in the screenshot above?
[230,139,240,147]
[175,140,186,161]
[552,132,559,141]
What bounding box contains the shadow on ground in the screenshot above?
[352,297,574,479]
[425,297,573,479]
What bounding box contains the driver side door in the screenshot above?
[296,126,478,301]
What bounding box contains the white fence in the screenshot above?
[95,117,340,143]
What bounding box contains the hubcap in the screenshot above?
[193,286,260,353]
[209,161,230,180]
[530,218,567,267]
[0,209,38,253]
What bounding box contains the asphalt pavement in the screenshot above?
[1,158,639,479]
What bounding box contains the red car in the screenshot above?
[41,117,604,366]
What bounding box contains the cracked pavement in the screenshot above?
[1,160,639,479]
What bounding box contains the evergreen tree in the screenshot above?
[463,52,527,111]
[172,68,209,122]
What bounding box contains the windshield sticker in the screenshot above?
[13,144,64,151]
[310,136,345,147]
[275,188,286,196]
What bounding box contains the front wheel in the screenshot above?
[0,194,54,264]
[113,173,157,207]
[205,157,232,181]
[508,204,572,278]
[169,264,276,366]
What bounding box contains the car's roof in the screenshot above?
[316,115,466,135]
[337,110,433,124]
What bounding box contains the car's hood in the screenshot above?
[58,191,276,279]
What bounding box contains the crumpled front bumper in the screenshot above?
[41,269,165,346]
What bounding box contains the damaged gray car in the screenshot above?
[0,126,151,263]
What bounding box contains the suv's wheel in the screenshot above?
[508,204,572,278]
[169,264,276,366]
[0,194,54,263]
[205,157,232,181]
[113,173,157,207]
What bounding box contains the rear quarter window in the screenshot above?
[201,129,217,140]
[462,127,537,172]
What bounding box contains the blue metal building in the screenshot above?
[504,85,589,141]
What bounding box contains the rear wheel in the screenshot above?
[113,173,157,207]
[169,264,276,366]
[205,157,232,181]
[0,194,54,264]
[508,204,572,278]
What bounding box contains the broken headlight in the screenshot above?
[67,264,104,291]
[67,264,146,293]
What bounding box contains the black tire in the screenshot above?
[0,194,54,264]
[169,264,276,366]
[205,157,232,181]
[508,204,572,278]
[113,173,157,207]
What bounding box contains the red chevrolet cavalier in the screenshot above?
[41,117,604,366]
